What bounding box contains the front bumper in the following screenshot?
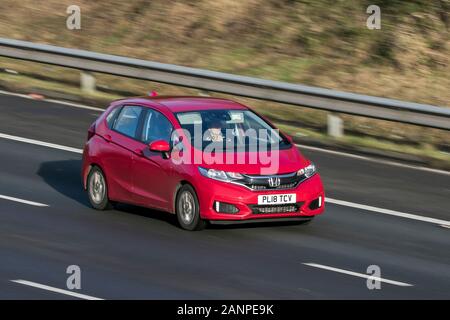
[194,173,325,221]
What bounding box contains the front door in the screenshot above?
[131,109,176,211]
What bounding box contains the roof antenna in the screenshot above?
[148,91,158,97]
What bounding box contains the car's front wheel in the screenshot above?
[176,184,206,231]
[87,166,112,210]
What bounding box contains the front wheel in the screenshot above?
[87,166,112,210]
[176,185,206,231]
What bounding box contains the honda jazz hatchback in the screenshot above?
[82,96,325,230]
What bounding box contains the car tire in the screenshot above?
[87,166,112,210]
[176,184,206,231]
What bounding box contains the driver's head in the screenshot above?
[209,119,223,129]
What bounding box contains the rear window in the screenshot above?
[106,106,121,129]
[113,106,143,138]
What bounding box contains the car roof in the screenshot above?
[115,96,249,113]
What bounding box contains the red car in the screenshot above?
[82,96,325,230]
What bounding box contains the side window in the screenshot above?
[106,106,121,129]
[172,130,184,151]
[113,106,143,139]
[140,109,173,144]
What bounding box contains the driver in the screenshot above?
[204,119,224,142]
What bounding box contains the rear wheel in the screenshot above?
[87,166,112,210]
[176,185,206,231]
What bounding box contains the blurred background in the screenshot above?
[0,0,448,168]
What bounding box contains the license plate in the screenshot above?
[257,194,296,205]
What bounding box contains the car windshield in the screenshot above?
[175,109,290,152]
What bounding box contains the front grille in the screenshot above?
[236,172,308,191]
[249,202,302,214]
[249,182,298,191]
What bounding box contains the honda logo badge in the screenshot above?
[268,177,281,188]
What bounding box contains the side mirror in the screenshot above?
[149,140,171,153]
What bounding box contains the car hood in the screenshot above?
[196,145,309,175]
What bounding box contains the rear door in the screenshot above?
[131,108,176,211]
[101,105,145,203]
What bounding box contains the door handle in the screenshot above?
[134,148,144,156]
[104,134,112,143]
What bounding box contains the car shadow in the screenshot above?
[36,159,178,227]
[37,159,89,206]
[207,220,310,230]
[112,202,178,227]
[36,159,309,231]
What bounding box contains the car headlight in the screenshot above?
[297,163,316,178]
[198,167,243,182]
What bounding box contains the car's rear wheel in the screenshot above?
[87,166,112,210]
[176,185,206,231]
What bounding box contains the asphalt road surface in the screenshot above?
[0,92,449,299]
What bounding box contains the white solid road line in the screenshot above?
[45,99,104,112]
[0,90,36,100]
[0,131,449,227]
[302,263,413,287]
[0,89,104,112]
[11,280,104,300]
[0,132,82,154]
[327,198,450,227]
[0,194,49,207]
